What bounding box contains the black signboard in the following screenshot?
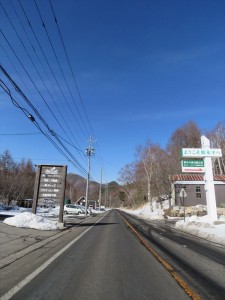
[32,165,67,223]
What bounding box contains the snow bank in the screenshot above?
[121,200,168,220]
[175,215,225,246]
[121,201,225,246]
[3,212,59,230]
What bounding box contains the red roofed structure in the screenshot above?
[171,174,225,182]
[170,174,225,207]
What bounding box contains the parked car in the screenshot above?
[76,205,91,214]
[64,204,83,215]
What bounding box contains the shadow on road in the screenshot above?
[77,222,118,227]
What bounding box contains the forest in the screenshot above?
[1,121,225,207]
[118,121,225,209]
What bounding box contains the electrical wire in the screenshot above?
[34,0,89,138]
[7,0,82,149]
[17,0,88,145]
[0,70,89,176]
[49,0,94,136]
[0,5,78,146]
[0,1,101,181]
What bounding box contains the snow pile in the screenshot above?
[175,215,225,246]
[3,212,59,230]
[122,200,168,220]
[121,201,225,246]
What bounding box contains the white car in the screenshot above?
[64,204,82,215]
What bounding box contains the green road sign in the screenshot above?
[180,148,222,158]
[182,159,204,168]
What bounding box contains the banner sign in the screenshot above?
[180,148,222,158]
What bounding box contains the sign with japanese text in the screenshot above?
[33,165,67,222]
[38,166,66,203]
[180,148,222,158]
[182,159,204,167]
[181,159,205,173]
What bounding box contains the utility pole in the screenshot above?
[109,190,112,208]
[104,181,108,208]
[105,182,107,207]
[85,136,95,216]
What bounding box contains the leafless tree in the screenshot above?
[118,163,137,207]
[207,122,225,174]
[167,121,201,173]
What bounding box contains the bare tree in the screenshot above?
[118,163,137,208]
[137,143,175,210]
[167,121,201,173]
[207,122,225,174]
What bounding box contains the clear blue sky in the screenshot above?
[0,0,225,183]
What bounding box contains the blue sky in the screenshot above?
[0,0,225,183]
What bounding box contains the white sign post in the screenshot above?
[201,136,218,222]
[180,135,222,222]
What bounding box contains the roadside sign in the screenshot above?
[33,165,67,223]
[182,159,204,167]
[179,188,187,198]
[181,159,205,173]
[180,148,222,158]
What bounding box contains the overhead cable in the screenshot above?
[49,0,94,136]
[34,0,89,137]
[0,68,88,176]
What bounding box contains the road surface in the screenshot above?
[1,210,191,300]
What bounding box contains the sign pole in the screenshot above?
[201,136,217,222]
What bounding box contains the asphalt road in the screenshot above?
[121,212,225,300]
[4,210,190,300]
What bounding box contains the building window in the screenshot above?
[196,186,201,198]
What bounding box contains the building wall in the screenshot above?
[174,183,225,207]
[175,184,206,206]
[215,185,225,207]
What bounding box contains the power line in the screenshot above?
[6,0,82,148]
[34,0,89,138]
[0,69,89,177]
[49,0,94,136]
[16,0,88,146]
[0,5,79,146]
[0,1,101,181]
[5,0,86,152]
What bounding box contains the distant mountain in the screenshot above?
[65,173,123,208]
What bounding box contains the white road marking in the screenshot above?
[0,215,106,300]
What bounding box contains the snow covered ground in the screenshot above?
[122,201,225,247]
[0,205,105,230]
[1,202,225,246]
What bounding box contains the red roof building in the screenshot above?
[170,174,225,207]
